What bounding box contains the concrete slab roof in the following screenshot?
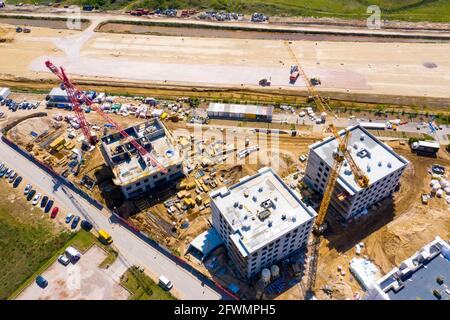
[101,119,181,186]
[210,167,316,257]
[310,125,409,194]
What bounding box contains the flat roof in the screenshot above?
[310,125,409,194]
[210,167,316,257]
[101,119,181,186]
[49,87,68,97]
[208,103,273,116]
[386,254,450,300]
[417,140,440,148]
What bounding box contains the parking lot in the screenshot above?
[16,246,130,300]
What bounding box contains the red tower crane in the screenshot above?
[45,60,168,174]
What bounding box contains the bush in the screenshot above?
[408,137,419,146]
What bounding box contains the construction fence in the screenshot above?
[1,134,239,300]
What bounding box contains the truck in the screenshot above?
[65,246,81,262]
[258,78,271,87]
[83,4,95,11]
[130,8,150,16]
[290,65,299,83]
[411,140,440,156]
[98,229,113,245]
[159,275,173,290]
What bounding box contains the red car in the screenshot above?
[51,207,59,219]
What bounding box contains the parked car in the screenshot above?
[32,193,41,206]
[80,220,93,231]
[0,163,4,171]
[0,167,7,178]
[71,216,80,229]
[13,176,22,188]
[40,195,48,208]
[4,168,13,178]
[8,171,17,183]
[65,213,74,223]
[65,246,81,262]
[50,207,59,218]
[36,275,48,288]
[44,199,54,213]
[58,255,70,266]
[24,184,32,195]
[158,275,173,290]
[26,189,36,201]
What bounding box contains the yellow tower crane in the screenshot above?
[284,41,369,297]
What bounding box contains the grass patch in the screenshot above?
[0,180,73,300]
[5,0,450,22]
[422,133,436,141]
[120,266,176,300]
[7,227,118,299]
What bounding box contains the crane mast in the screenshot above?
[45,60,168,174]
[284,42,369,297]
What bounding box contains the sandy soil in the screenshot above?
[1,20,449,101]
[278,143,450,300]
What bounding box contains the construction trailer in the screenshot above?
[46,87,72,109]
[365,236,450,300]
[207,103,273,122]
[209,167,317,280]
[411,140,440,157]
[100,118,184,199]
[304,125,409,221]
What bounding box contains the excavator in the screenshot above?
[284,41,369,298]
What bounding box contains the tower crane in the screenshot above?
[284,41,369,297]
[45,60,168,174]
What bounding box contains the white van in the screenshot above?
[65,246,81,262]
[158,275,173,290]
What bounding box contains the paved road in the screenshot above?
[0,134,226,300]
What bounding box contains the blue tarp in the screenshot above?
[228,283,240,294]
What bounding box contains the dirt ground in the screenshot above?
[0,19,450,103]
[16,245,129,300]
[278,143,450,300]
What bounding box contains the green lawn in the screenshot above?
[0,180,73,299]
[120,266,176,300]
[4,0,450,22]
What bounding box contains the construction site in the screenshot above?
[0,7,449,301]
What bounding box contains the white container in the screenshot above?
[270,265,280,279]
[436,189,444,198]
[261,268,271,284]
[0,87,11,100]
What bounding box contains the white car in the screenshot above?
[24,184,32,195]
[32,193,41,206]
[58,255,70,266]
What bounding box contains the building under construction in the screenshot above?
[100,118,184,199]
[365,236,450,300]
[210,167,316,280]
[304,125,409,220]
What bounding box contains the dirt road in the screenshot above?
[0,11,450,105]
